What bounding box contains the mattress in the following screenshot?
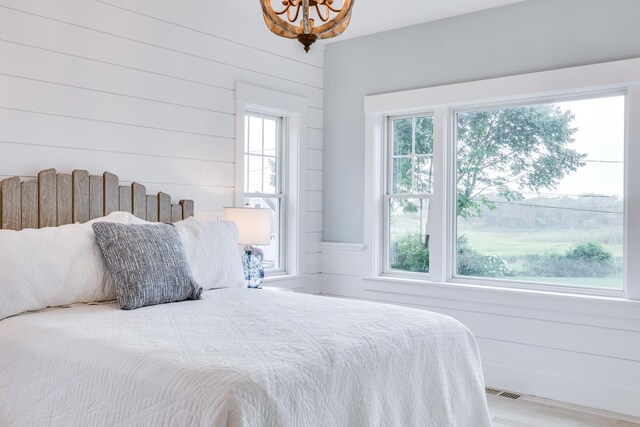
[0,288,491,426]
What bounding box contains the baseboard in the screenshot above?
[483,361,640,418]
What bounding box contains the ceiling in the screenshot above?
[335,0,524,41]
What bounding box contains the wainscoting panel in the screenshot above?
[320,242,640,418]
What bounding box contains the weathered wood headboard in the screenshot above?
[0,168,194,230]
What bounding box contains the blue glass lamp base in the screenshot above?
[242,248,264,289]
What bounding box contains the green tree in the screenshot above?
[456,105,585,218]
[390,105,586,276]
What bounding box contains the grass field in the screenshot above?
[457,226,623,258]
[457,224,624,289]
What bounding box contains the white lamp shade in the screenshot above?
[223,207,271,245]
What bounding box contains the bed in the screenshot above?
[0,168,491,427]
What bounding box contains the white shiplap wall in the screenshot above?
[0,0,323,290]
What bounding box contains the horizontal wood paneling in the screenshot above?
[306,232,322,254]
[307,253,321,275]
[308,128,323,150]
[0,40,235,114]
[307,170,323,191]
[0,75,234,138]
[306,212,323,233]
[0,142,234,187]
[0,0,323,88]
[308,107,324,130]
[95,0,325,68]
[1,0,323,277]
[307,148,323,171]
[0,4,324,108]
[307,191,323,212]
[0,109,234,162]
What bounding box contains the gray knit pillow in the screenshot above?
[92,222,202,310]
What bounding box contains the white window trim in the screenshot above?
[235,83,308,277]
[364,58,640,301]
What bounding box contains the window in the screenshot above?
[454,95,625,290]
[385,115,434,274]
[365,59,640,298]
[236,83,308,279]
[243,113,285,271]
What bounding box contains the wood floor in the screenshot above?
[487,393,640,427]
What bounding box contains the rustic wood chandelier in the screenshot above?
[259,0,355,53]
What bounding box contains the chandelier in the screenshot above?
[259,0,355,53]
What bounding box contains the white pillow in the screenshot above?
[174,217,245,289]
[0,212,144,320]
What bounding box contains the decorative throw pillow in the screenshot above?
[92,222,202,310]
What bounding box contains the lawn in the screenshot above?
[456,225,624,290]
[457,226,623,258]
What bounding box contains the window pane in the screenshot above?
[393,118,412,155]
[244,196,281,270]
[414,156,433,193]
[263,119,277,157]
[392,157,411,193]
[248,116,263,155]
[455,95,624,290]
[246,155,263,193]
[415,116,433,154]
[389,198,430,273]
[263,156,277,194]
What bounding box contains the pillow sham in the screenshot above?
[0,212,145,321]
[173,217,245,289]
[92,222,202,310]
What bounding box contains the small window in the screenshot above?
[243,113,285,271]
[385,115,434,274]
[454,95,625,290]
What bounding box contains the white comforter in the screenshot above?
[0,289,491,427]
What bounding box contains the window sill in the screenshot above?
[263,273,305,283]
[361,274,640,325]
[373,274,625,297]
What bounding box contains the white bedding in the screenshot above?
[0,289,491,427]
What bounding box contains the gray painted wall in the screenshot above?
[323,0,640,243]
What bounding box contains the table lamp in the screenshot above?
[223,207,271,288]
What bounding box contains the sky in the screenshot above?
[545,95,625,198]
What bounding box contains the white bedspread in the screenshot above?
[0,289,491,427]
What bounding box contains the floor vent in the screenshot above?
[500,392,521,400]
[485,387,521,400]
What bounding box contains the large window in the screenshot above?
[454,95,625,290]
[366,58,640,297]
[243,113,285,271]
[385,115,434,274]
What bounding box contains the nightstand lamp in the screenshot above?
[223,207,271,289]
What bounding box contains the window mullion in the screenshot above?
[429,107,447,283]
[411,117,416,192]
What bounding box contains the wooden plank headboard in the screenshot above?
[0,168,195,230]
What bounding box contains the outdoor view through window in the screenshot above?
[455,95,625,289]
[388,115,433,274]
[244,113,283,271]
